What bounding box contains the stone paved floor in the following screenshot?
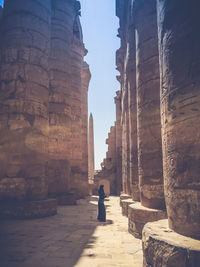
[0,196,143,267]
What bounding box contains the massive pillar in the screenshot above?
[135,0,164,209]
[48,0,74,200]
[88,113,94,182]
[49,0,89,200]
[127,0,166,238]
[69,10,89,198]
[143,1,200,265]
[116,0,136,218]
[125,1,139,202]
[81,62,91,187]
[116,0,132,198]
[121,96,130,195]
[114,91,122,195]
[0,0,57,218]
[157,0,200,239]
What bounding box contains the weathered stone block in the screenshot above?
[128,202,167,239]
[121,198,135,217]
[47,159,70,196]
[142,219,200,267]
[0,198,57,219]
[120,193,130,207]
[56,192,77,206]
[0,178,27,200]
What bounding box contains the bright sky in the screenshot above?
[0,0,3,6]
[80,0,119,169]
[0,0,120,170]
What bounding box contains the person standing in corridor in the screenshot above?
[97,185,106,222]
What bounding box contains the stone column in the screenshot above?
[128,0,166,238]
[116,0,130,198]
[69,8,89,198]
[116,0,135,214]
[0,0,57,218]
[121,93,130,195]
[48,0,74,201]
[114,91,122,195]
[49,1,88,199]
[88,113,95,182]
[125,1,140,202]
[135,0,164,210]
[143,1,200,265]
[81,62,91,187]
[157,0,200,239]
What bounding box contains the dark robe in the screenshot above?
[97,189,106,222]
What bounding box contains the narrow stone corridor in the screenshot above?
[0,197,142,267]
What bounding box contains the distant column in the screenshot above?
[81,62,91,183]
[114,91,122,195]
[88,113,95,181]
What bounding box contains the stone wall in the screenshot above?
[94,125,117,195]
[93,91,122,196]
[0,0,90,217]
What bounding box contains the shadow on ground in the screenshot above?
[0,196,113,267]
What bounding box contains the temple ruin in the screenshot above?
[0,0,199,266]
[92,91,122,196]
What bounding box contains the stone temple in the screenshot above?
[0,0,200,266]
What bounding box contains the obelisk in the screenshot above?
[88,113,95,181]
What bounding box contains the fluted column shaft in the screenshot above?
[157,0,200,239]
[135,0,164,209]
[0,0,51,201]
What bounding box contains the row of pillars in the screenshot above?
[116,0,166,238]
[116,0,200,265]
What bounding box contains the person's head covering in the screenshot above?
[98,184,104,194]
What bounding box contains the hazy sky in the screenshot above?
[0,0,120,170]
[80,0,119,169]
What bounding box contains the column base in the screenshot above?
[121,198,135,217]
[0,198,57,219]
[57,192,77,205]
[142,219,200,267]
[128,202,167,239]
[132,184,140,202]
[120,193,131,206]
[49,192,77,205]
